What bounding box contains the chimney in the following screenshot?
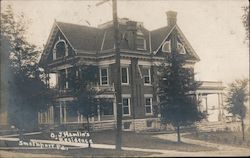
[166,11,177,26]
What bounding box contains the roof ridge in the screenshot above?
[56,21,101,30]
[150,25,169,33]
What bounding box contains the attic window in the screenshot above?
[54,40,67,60]
[162,41,171,53]
[177,42,186,54]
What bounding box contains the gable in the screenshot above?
[152,25,200,61]
[40,23,76,66]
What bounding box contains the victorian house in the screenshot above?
[39,11,225,131]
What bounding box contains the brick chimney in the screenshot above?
[166,11,177,27]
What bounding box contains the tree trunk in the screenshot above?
[177,125,181,143]
[241,119,245,141]
[86,116,91,148]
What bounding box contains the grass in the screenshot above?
[184,130,250,148]
[90,130,216,152]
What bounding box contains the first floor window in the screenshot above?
[101,101,114,115]
[122,98,130,116]
[145,97,153,115]
[100,68,108,85]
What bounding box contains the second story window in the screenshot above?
[162,40,171,53]
[143,67,151,85]
[100,68,108,86]
[121,67,129,84]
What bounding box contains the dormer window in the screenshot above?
[136,37,146,50]
[177,42,186,54]
[162,41,171,53]
[136,29,146,50]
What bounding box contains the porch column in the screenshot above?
[196,93,201,111]
[97,105,101,122]
[64,104,67,123]
[205,95,208,114]
[51,106,54,124]
[113,98,117,121]
[220,93,224,121]
[65,68,68,89]
[59,102,63,123]
[218,93,222,121]
[38,112,40,124]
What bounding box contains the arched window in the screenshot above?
[177,42,186,54]
[162,41,171,53]
[56,41,66,58]
[53,40,67,60]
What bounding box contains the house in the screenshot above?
[39,11,225,131]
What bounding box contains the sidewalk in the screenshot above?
[1,132,250,157]
[0,150,66,158]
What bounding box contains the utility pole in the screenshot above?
[96,0,122,150]
[112,0,122,150]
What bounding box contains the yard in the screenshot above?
[184,130,250,148]
[90,130,216,152]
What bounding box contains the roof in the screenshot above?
[150,26,172,51]
[41,19,200,63]
[56,22,104,51]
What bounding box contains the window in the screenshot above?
[146,120,153,128]
[145,97,153,115]
[162,41,171,53]
[101,101,113,115]
[54,41,67,59]
[136,37,146,50]
[58,69,66,90]
[123,122,131,130]
[177,42,186,54]
[143,68,151,84]
[100,68,108,85]
[121,67,129,84]
[122,98,130,116]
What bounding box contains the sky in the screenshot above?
[1,0,249,85]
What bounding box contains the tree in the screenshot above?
[226,79,249,141]
[70,65,107,148]
[242,5,249,45]
[158,48,205,143]
[1,5,52,130]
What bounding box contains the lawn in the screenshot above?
[184,130,250,148]
[90,130,216,152]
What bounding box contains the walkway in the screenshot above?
[1,132,250,157]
